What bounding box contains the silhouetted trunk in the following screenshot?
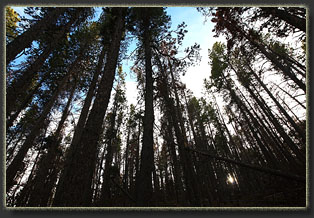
[6,72,48,130]
[261,7,306,32]
[123,127,131,191]
[225,81,278,169]
[26,80,76,206]
[52,8,125,206]
[6,8,86,123]
[246,83,305,164]
[169,63,202,206]
[271,82,306,110]
[98,97,119,206]
[245,30,306,92]
[248,65,305,144]
[135,11,155,207]
[6,7,68,64]
[217,9,306,92]
[14,148,42,206]
[6,59,76,192]
[156,57,186,205]
[235,86,298,170]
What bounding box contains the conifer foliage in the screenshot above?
[5,6,306,207]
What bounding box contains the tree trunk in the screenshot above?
[26,79,76,206]
[6,72,48,131]
[6,7,69,64]
[248,66,305,144]
[245,30,306,92]
[169,64,202,206]
[52,8,125,207]
[6,59,76,192]
[271,82,306,110]
[156,57,185,206]
[247,83,305,164]
[6,8,86,122]
[123,126,131,192]
[261,7,306,32]
[98,95,119,206]
[221,13,306,92]
[135,11,155,207]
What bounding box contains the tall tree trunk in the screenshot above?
[6,7,69,64]
[248,66,305,144]
[225,81,278,168]
[98,96,119,206]
[26,80,76,206]
[70,47,106,149]
[123,127,131,192]
[6,8,86,123]
[52,8,125,207]
[14,147,42,206]
[219,11,306,92]
[135,11,155,207]
[6,72,48,130]
[245,30,306,92]
[183,92,216,205]
[235,86,298,169]
[52,46,105,206]
[261,7,306,32]
[169,64,202,206]
[271,82,306,110]
[6,59,77,192]
[133,118,141,196]
[156,57,186,206]
[246,83,305,164]
[164,121,185,205]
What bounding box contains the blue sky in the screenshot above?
[10,7,225,105]
[166,7,226,97]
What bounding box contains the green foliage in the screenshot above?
[127,7,171,42]
[98,7,125,46]
[208,42,228,90]
[6,7,21,43]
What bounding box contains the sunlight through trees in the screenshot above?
[5,6,306,208]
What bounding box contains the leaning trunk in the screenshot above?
[52,8,125,206]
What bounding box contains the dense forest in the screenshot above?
[5,7,306,207]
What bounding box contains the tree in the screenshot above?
[128,7,170,206]
[6,7,21,43]
[6,6,306,207]
[6,47,85,192]
[52,8,127,206]
[207,7,306,92]
[6,7,67,64]
[6,8,92,128]
[17,79,77,206]
[98,71,127,206]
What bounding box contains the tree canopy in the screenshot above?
[5,6,307,208]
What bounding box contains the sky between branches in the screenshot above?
[10,6,229,107]
[123,7,226,106]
